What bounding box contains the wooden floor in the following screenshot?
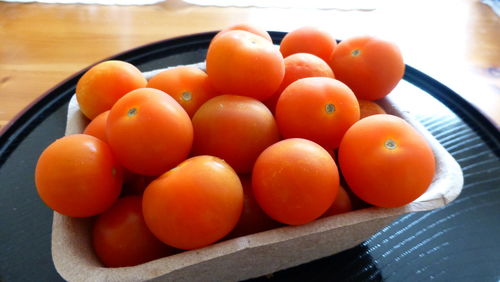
[0,0,498,130]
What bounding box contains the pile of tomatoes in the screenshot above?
[34,24,436,268]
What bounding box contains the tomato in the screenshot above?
[192,95,280,174]
[329,36,405,100]
[76,60,147,120]
[206,30,285,101]
[35,134,122,217]
[265,53,335,113]
[338,114,435,208]
[279,26,337,62]
[106,88,193,176]
[322,185,353,217]
[213,23,272,42]
[227,175,281,238]
[275,77,359,149]
[252,138,339,225]
[93,196,176,267]
[83,110,109,143]
[358,99,386,119]
[142,155,244,250]
[146,66,218,118]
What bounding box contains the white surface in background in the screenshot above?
[0,0,163,5]
[182,0,377,10]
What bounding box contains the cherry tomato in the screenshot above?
[206,30,285,101]
[192,95,280,174]
[76,60,147,120]
[93,196,176,267]
[329,36,405,100]
[142,155,244,250]
[275,77,360,149]
[252,138,339,225]
[339,114,435,208]
[35,134,122,217]
[106,88,193,176]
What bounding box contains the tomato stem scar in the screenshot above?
[112,168,117,176]
[351,49,361,56]
[127,107,137,117]
[385,138,397,150]
[325,103,335,114]
[182,91,192,101]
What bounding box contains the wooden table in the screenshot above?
[0,0,499,130]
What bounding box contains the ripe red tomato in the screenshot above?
[252,138,339,225]
[192,95,280,174]
[106,88,193,176]
[93,196,176,267]
[275,77,360,149]
[147,66,218,118]
[76,60,147,120]
[206,30,285,101]
[227,176,281,238]
[339,114,435,208]
[329,36,405,100]
[279,26,337,62]
[35,134,122,217]
[142,155,244,250]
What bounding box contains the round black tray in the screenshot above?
[0,32,499,282]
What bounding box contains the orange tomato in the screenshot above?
[146,66,218,118]
[76,60,147,120]
[338,114,435,208]
[142,155,243,250]
[228,175,281,238]
[322,185,353,217]
[358,99,386,119]
[329,36,405,100]
[265,53,335,113]
[192,95,280,174]
[35,134,123,217]
[275,77,360,149]
[92,196,176,267]
[213,23,272,42]
[83,110,109,143]
[106,88,193,176]
[279,26,337,62]
[252,138,339,225]
[206,30,285,101]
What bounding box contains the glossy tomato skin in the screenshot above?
[146,66,218,118]
[329,36,405,101]
[252,138,339,225]
[206,30,285,101]
[275,77,360,149]
[83,110,109,143]
[321,185,353,217]
[213,23,272,42]
[265,53,335,113]
[35,134,122,217]
[76,60,147,120]
[339,114,435,208]
[93,196,176,267]
[279,26,337,62]
[192,95,280,174]
[142,155,244,250]
[227,175,281,238]
[106,88,193,176]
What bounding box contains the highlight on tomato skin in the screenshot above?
[206,30,285,101]
[338,114,436,208]
[92,196,177,268]
[106,87,193,176]
[328,35,405,101]
[34,134,123,218]
[252,138,340,225]
[142,155,244,250]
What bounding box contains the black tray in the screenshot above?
[1,32,499,282]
